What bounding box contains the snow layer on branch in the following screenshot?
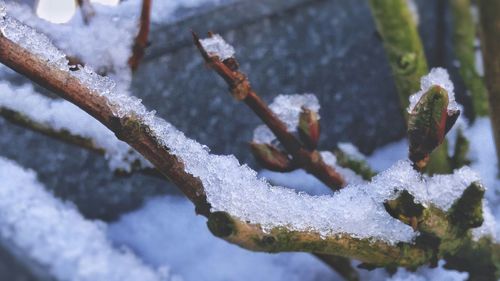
[151,116,477,242]
[199,34,235,60]
[0,81,150,171]
[0,9,68,70]
[3,2,136,91]
[0,13,482,243]
[0,157,172,281]
[253,94,320,144]
[408,67,460,114]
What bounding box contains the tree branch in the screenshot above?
[75,0,95,25]
[192,32,346,190]
[128,0,151,71]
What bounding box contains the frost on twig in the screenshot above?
[1,8,500,278]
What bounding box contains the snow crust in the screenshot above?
[408,68,460,114]
[0,157,172,281]
[199,34,235,60]
[253,94,320,144]
[0,81,149,171]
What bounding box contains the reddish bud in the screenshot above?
[250,142,294,172]
[298,107,320,150]
[408,85,460,170]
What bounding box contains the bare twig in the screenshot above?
[128,0,151,71]
[192,32,346,190]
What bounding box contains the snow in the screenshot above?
[0,10,69,71]
[199,34,235,61]
[320,151,366,185]
[337,142,365,160]
[0,3,5,18]
[0,81,150,171]
[406,0,419,25]
[253,93,320,144]
[258,151,365,196]
[0,157,174,281]
[108,196,337,281]
[367,138,408,172]
[384,260,467,281]
[464,118,500,241]
[150,115,478,242]
[408,68,460,114]
[258,169,334,196]
[3,2,136,92]
[474,38,484,77]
